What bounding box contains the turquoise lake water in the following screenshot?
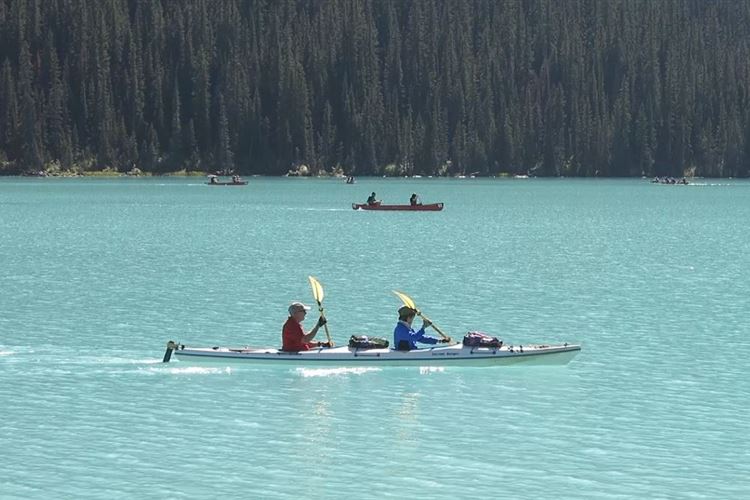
[1,177,749,499]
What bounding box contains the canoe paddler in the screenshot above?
[282,302,330,352]
[393,306,449,351]
[366,192,380,205]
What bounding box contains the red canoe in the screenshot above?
[352,202,444,211]
[206,181,248,186]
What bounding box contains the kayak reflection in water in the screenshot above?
[393,306,450,351]
[282,302,330,352]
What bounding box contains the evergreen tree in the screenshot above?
[0,0,748,177]
[0,59,19,165]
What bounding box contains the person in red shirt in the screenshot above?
[282,302,329,351]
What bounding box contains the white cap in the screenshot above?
[289,302,312,315]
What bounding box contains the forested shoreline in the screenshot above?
[1,0,749,177]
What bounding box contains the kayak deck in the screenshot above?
[166,342,580,367]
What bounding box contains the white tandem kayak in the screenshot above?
[162,341,581,367]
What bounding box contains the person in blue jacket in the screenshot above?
[393,306,449,351]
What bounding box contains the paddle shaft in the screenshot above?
[316,300,333,346]
[417,311,450,340]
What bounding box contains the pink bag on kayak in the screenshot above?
[462,331,503,348]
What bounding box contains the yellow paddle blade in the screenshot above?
[308,276,325,303]
[392,290,416,310]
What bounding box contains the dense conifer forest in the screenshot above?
[1,0,749,177]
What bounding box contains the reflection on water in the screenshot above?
[393,391,420,449]
[294,367,382,378]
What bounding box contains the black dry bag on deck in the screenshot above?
[349,335,390,349]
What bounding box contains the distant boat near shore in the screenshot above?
[206,174,247,186]
[651,176,689,185]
